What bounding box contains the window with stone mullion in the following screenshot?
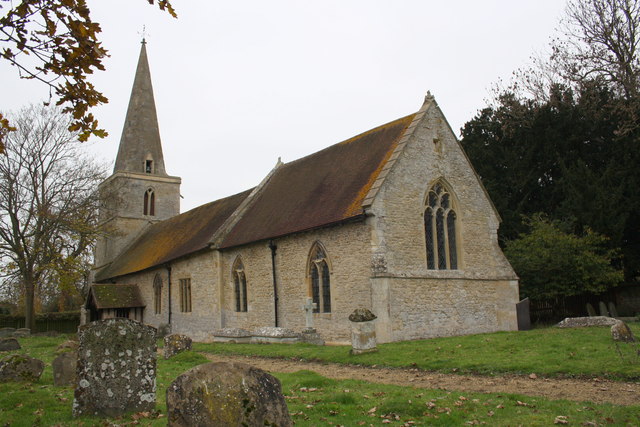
[425,183,458,270]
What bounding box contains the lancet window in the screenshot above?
[232,258,248,312]
[424,182,458,270]
[153,273,162,314]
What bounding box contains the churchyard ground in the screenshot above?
[0,325,638,426]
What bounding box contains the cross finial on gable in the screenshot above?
[425,90,434,102]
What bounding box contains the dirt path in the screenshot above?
[201,353,640,406]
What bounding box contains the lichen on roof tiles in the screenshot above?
[90,284,144,309]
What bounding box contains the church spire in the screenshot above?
[114,40,167,176]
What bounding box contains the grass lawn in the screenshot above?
[196,323,640,380]
[0,327,638,426]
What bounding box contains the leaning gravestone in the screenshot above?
[72,318,157,418]
[349,308,378,354]
[164,334,192,359]
[0,354,44,382]
[611,320,636,342]
[586,303,597,317]
[0,337,20,351]
[53,351,77,386]
[167,361,292,427]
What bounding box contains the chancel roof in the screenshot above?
[220,113,416,248]
[96,113,416,281]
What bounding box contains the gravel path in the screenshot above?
[201,353,640,406]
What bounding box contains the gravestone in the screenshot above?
[598,301,609,317]
[72,318,157,418]
[349,308,378,355]
[585,303,597,317]
[164,334,192,359]
[516,298,531,331]
[167,361,292,427]
[556,316,619,328]
[0,337,20,351]
[607,302,619,318]
[252,327,299,344]
[13,328,30,337]
[300,297,324,345]
[0,327,15,337]
[53,351,77,386]
[212,328,252,343]
[611,320,636,342]
[157,323,171,339]
[0,354,44,382]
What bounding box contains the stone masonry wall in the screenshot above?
[220,221,372,343]
[369,100,519,341]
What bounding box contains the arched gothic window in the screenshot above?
[424,182,458,270]
[233,258,248,312]
[153,273,162,314]
[308,243,331,313]
[143,188,155,216]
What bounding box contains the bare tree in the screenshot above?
[0,104,106,330]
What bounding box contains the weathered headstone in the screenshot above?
[302,297,317,331]
[157,323,171,339]
[349,308,378,355]
[53,351,77,386]
[556,316,619,328]
[212,328,252,343]
[585,303,597,317]
[607,302,619,318]
[164,334,192,359]
[516,298,531,331]
[598,301,609,317]
[167,362,292,427]
[0,327,15,338]
[252,326,299,344]
[611,320,636,342]
[0,337,20,352]
[13,328,30,337]
[0,354,44,382]
[72,318,157,418]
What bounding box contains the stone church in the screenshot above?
[89,41,519,343]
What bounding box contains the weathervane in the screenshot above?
[138,25,149,44]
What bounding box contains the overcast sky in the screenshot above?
[1,1,567,212]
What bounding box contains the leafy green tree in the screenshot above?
[0,0,176,149]
[505,215,623,300]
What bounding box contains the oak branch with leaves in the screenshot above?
[0,0,176,151]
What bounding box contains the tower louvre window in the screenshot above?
[145,160,153,174]
[143,188,155,216]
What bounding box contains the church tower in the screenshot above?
[94,40,181,270]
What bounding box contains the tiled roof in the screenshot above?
[220,114,416,248]
[95,189,252,281]
[89,284,144,309]
[96,113,416,280]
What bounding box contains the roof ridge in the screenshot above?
[280,113,418,168]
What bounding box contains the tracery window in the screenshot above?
[153,273,162,314]
[308,243,331,313]
[232,258,248,312]
[143,188,155,216]
[179,278,192,312]
[424,182,458,270]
